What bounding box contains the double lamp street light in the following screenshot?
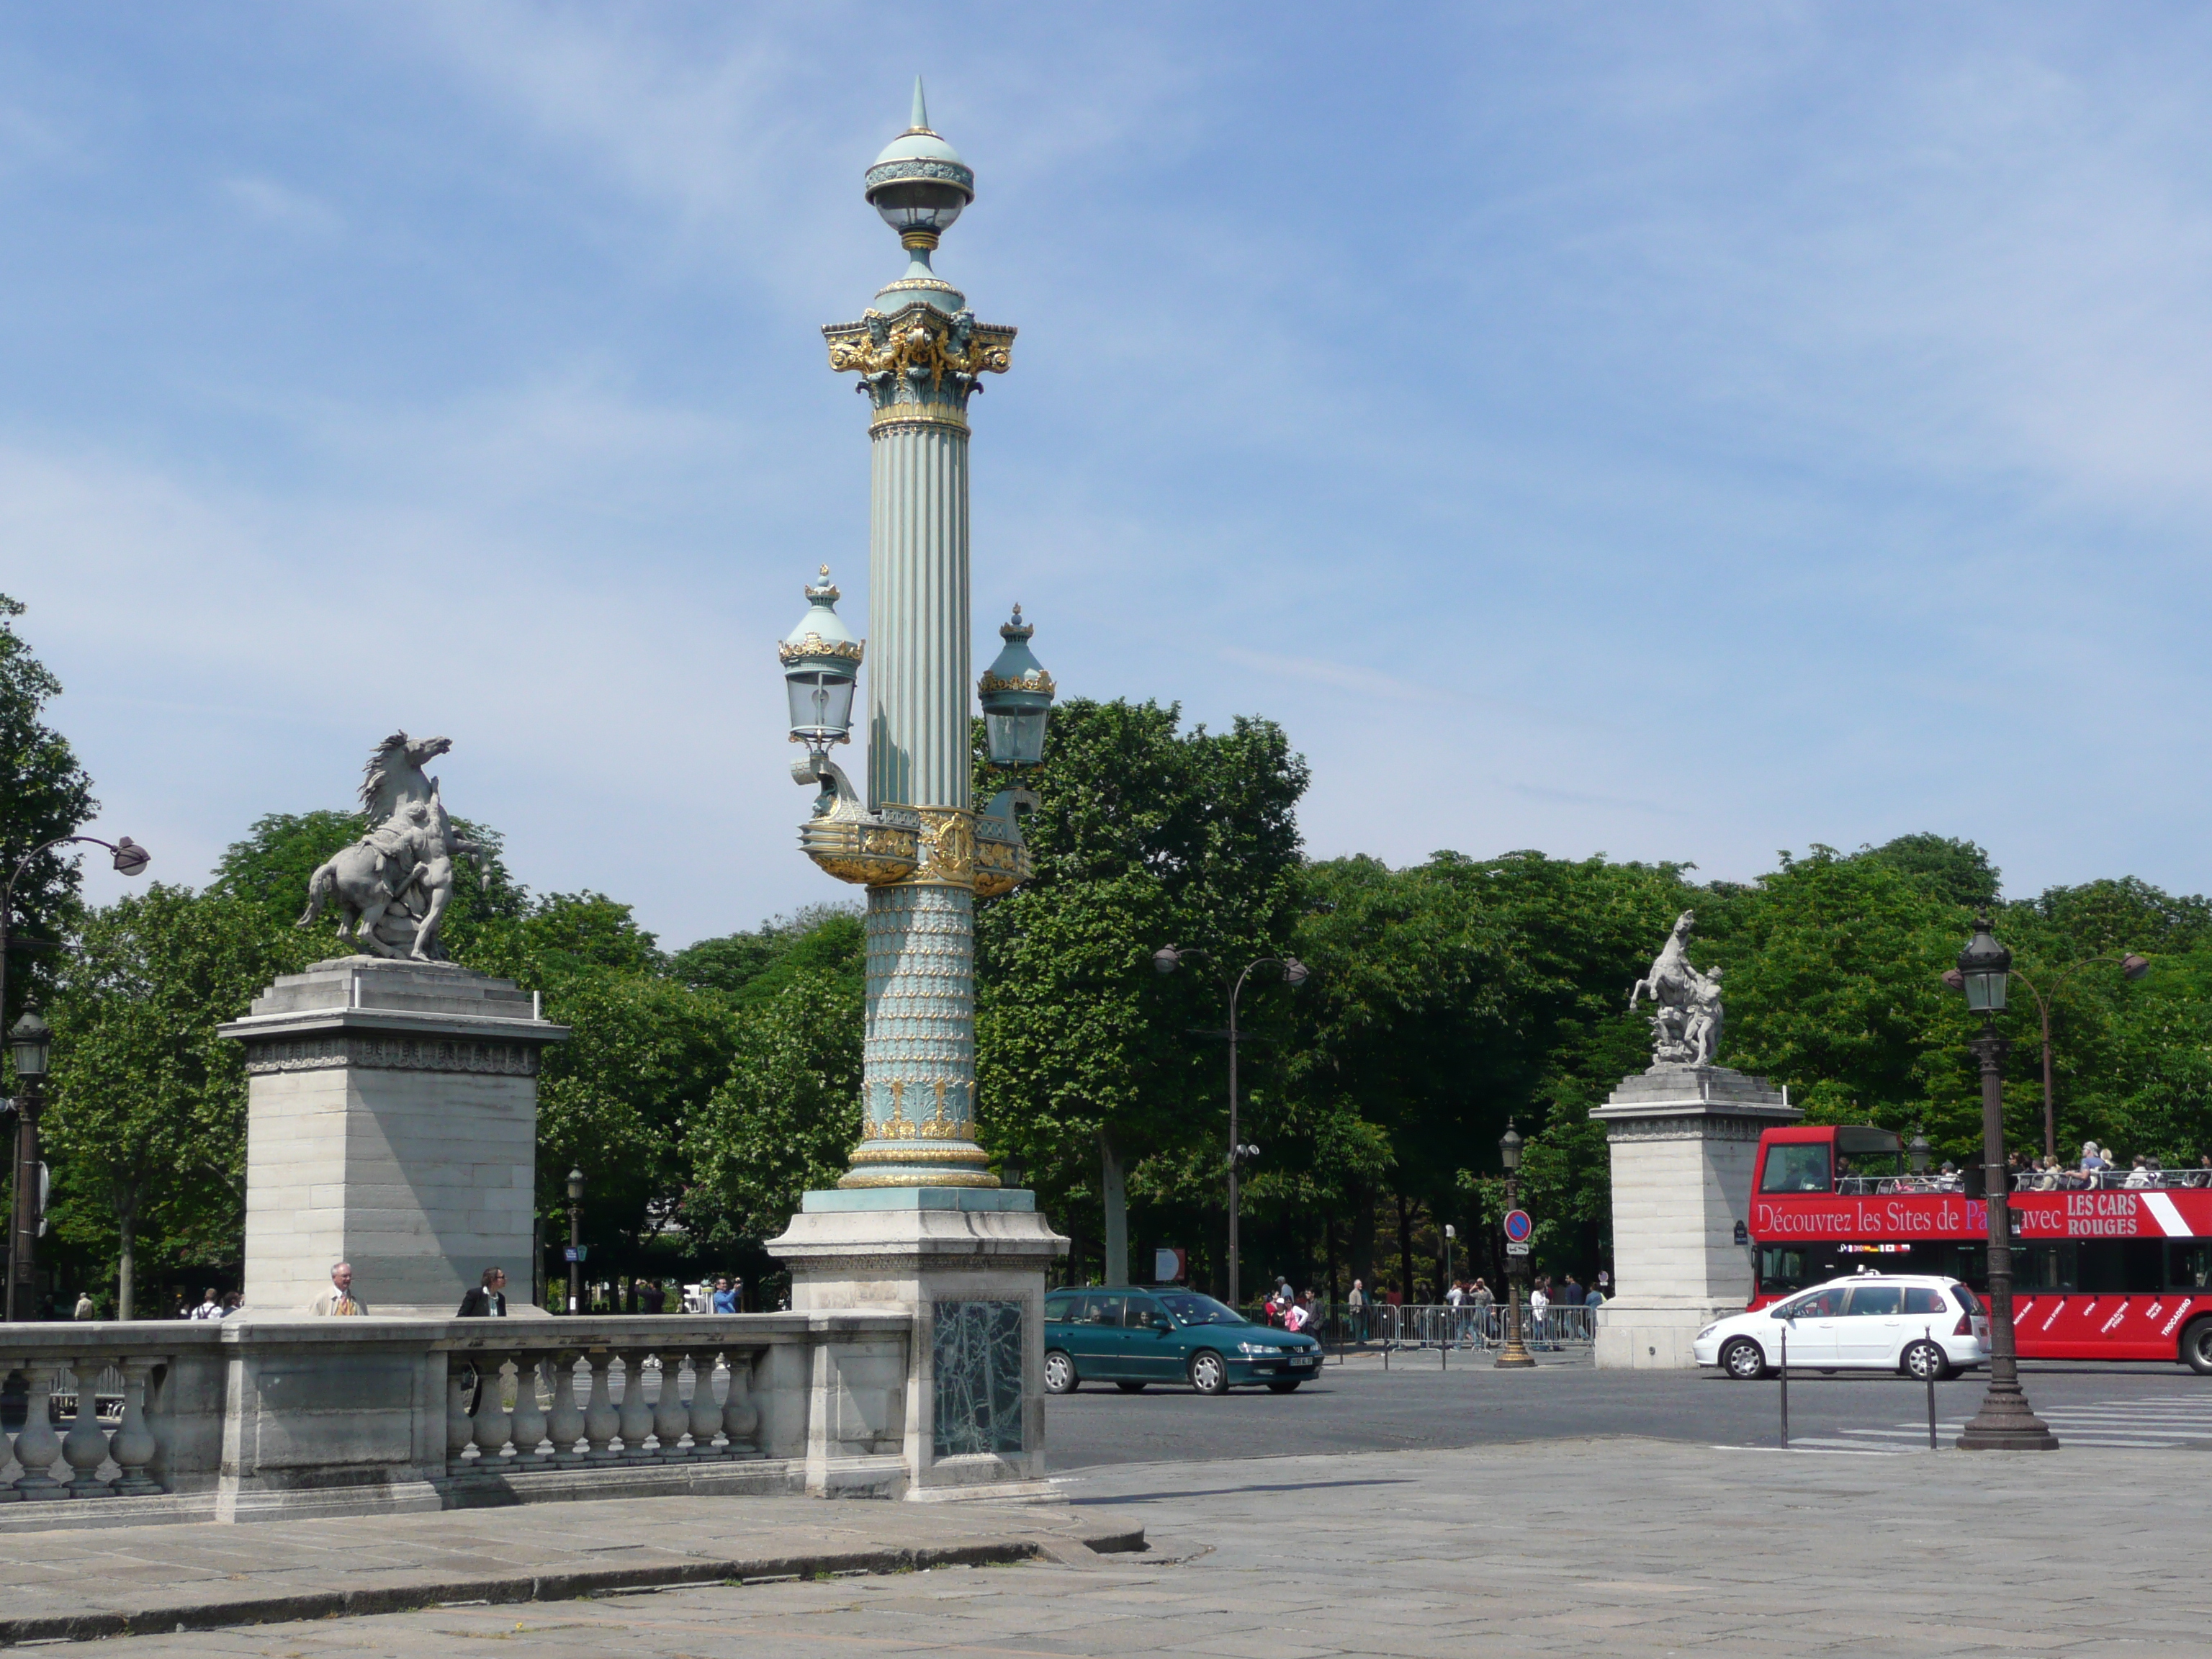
[1151,946,1307,1310]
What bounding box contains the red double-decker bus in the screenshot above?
[1748,1124,2212,1371]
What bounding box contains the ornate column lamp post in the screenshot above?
[1150,948,1308,1308]
[780,80,1048,1189]
[769,84,1070,1493]
[1948,917,2057,1451]
[1495,1120,1535,1370]
[6,1009,51,1321]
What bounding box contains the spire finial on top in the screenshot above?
[911,76,930,132]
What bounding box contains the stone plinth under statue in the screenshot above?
[1592,1062,1799,1369]
[218,957,567,1316]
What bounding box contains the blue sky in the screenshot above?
[8,4,2211,945]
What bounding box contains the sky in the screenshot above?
[6,4,2212,946]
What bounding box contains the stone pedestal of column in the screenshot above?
[1591,1064,1800,1370]
[768,1187,1066,1500]
[218,957,567,1317]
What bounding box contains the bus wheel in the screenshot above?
[1720,1338,1768,1380]
[2182,1318,2212,1375]
[1902,1340,1951,1382]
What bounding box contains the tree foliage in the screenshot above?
[0,594,98,1032]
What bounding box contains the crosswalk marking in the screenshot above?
[1733,1396,2212,1455]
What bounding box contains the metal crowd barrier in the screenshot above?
[1267,1303,1600,1354]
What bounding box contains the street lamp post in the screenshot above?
[6,1010,50,1322]
[1495,1120,1535,1369]
[1152,946,1308,1309]
[566,1166,585,1316]
[1,834,149,1322]
[1948,917,2057,1451]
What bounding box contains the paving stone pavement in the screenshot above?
[53,1435,2212,1656]
[0,1493,1141,1645]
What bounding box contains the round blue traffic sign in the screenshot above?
[1503,1208,1533,1244]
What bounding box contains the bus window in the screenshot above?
[2013,1243,2069,1292]
[2169,1243,2212,1291]
[1761,1143,1832,1194]
[2075,1239,2164,1294]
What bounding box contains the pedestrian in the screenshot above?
[711,1276,739,1313]
[72,1290,96,1320]
[1583,1280,1603,1310]
[1283,1295,1310,1334]
[1300,1289,1319,1336]
[187,1286,222,1321]
[1346,1277,1367,1341]
[310,1262,367,1316]
[457,1267,509,1317]
[221,1292,242,1316]
[638,1277,667,1315]
[1529,1281,1551,1349]
[1560,1273,1583,1308]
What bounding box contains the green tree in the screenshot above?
[974,699,1310,1290]
[43,884,307,1314]
[0,593,99,1030]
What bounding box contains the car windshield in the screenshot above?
[1156,1292,1248,1327]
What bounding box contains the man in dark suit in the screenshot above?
[457,1267,509,1318]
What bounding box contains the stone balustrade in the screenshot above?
[0,1312,910,1529]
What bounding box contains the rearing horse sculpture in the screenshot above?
[1629,909,1699,1012]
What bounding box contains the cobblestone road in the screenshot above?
[112,1435,2212,1658]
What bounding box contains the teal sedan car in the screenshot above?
[1043,1287,1324,1395]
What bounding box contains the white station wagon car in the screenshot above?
[1694,1274,1990,1381]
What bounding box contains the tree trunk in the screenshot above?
[116,1191,138,1321]
[1325,1217,1340,1307]
[1100,1130,1128,1287]
[1395,1189,1415,1303]
[1350,1187,1375,1300]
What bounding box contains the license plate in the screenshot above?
[1290,1355,1316,1366]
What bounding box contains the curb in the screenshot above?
[0,1529,1146,1645]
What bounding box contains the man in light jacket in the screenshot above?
[310,1262,367,1316]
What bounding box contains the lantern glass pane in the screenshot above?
[871,181,966,233]
[10,1039,45,1079]
[986,708,1047,765]
[786,670,855,743]
[1964,970,2006,1013]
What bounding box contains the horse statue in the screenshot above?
[360,732,451,826]
[1628,910,1699,1012]
[1629,910,1725,1066]
[298,735,485,960]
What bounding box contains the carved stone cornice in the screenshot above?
[240,1031,542,1077]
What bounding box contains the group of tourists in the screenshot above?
[2014,1144,2212,1192]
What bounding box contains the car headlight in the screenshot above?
[1696,1323,1719,1340]
[1236,1341,1272,1356]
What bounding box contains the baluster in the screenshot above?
[508,1354,548,1461]
[583,1351,619,1461]
[651,1348,690,1459]
[721,1352,760,1452]
[11,1368,62,1497]
[616,1350,653,1462]
[61,1358,112,1496]
[546,1352,587,1466]
[685,1351,724,1457]
[469,1357,513,1464]
[109,1358,160,1495]
[446,1366,475,1474]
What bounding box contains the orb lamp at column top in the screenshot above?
[866,78,976,312]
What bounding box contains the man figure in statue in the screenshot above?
[1682,966,1725,1066]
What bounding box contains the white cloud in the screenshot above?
[222,176,344,238]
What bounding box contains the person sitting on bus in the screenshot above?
[2080,1142,2110,1183]
[2032,1156,2062,1192]
[1933,1161,1963,1192]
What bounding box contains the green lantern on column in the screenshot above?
[779,565,863,752]
[977,605,1055,765]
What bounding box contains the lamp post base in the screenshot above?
[1493,1341,1536,1370]
[1956,1385,2059,1451]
